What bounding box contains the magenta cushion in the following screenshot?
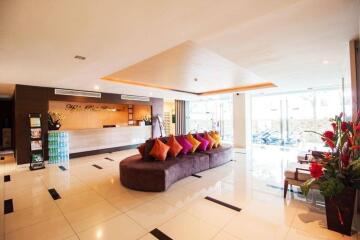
[195,134,209,151]
[176,136,193,155]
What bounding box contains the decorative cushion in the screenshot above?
[204,132,215,150]
[176,135,193,155]
[186,134,201,153]
[167,135,183,158]
[210,131,221,147]
[195,134,209,151]
[137,143,146,157]
[149,138,170,161]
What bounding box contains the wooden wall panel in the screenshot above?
[48,101,129,129]
[350,40,359,119]
[14,85,163,164]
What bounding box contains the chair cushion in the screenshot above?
[284,170,311,181]
[195,133,209,152]
[186,134,201,153]
[176,135,193,155]
[167,135,183,158]
[143,137,168,161]
[209,131,221,147]
[137,143,146,157]
[149,139,170,161]
[204,132,215,150]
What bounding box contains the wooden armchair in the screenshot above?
[283,167,317,198]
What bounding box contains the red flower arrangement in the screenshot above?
[309,162,323,179]
[302,112,360,198]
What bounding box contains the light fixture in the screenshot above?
[94,85,100,90]
[322,60,329,64]
[74,55,86,60]
[149,92,153,96]
[194,78,198,82]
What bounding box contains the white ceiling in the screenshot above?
[0,0,359,99]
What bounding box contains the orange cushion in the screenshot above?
[149,139,170,161]
[204,132,215,150]
[167,135,183,157]
[186,134,201,153]
[210,131,221,147]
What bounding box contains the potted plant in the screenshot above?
[48,112,65,130]
[301,113,360,236]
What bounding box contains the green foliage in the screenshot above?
[300,178,316,196]
[319,178,345,198]
[348,160,360,189]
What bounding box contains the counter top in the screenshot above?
[50,125,151,133]
[64,125,152,154]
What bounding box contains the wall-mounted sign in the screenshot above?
[65,104,126,112]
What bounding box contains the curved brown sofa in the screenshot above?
[120,141,232,192]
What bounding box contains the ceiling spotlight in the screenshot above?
[74,55,86,60]
[322,60,329,64]
[94,85,100,90]
[149,92,153,96]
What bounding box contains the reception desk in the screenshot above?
[66,125,151,154]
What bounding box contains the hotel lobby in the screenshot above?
[0,0,360,240]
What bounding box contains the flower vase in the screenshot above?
[325,187,356,236]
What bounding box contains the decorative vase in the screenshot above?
[324,187,356,236]
[48,122,61,130]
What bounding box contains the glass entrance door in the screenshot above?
[251,88,347,149]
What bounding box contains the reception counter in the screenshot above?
[65,125,151,155]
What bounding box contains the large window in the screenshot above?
[188,95,233,143]
[251,88,350,149]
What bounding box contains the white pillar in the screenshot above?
[233,93,250,149]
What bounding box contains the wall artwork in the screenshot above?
[30,117,41,127]
[31,140,42,151]
[30,128,42,139]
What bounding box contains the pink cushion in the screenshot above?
[176,136,193,155]
[195,134,209,151]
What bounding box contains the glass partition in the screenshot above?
[188,95,233,143]
[251,87,348,149]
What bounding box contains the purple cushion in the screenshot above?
[195,134,209,152]
[176,136,193,155]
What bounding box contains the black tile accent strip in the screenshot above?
[0,157,4,160]
[4,199,13,214]
[205,196,241,212]
[235,151,246,154]
[266,184,302,194]
[58,166,67,171]
[150,228,173,240]
[104,157,115,162]
[92,164,103,169]
[48,188,61,200]
[4,175,10,182]
[191,174,202,178]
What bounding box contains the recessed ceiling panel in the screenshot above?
[103,41,274,94]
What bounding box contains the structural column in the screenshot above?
[233,93,249,149]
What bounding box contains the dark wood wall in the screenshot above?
[14,84,163,165]
[0,99,13,148]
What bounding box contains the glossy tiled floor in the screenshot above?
[0,146,359,240]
